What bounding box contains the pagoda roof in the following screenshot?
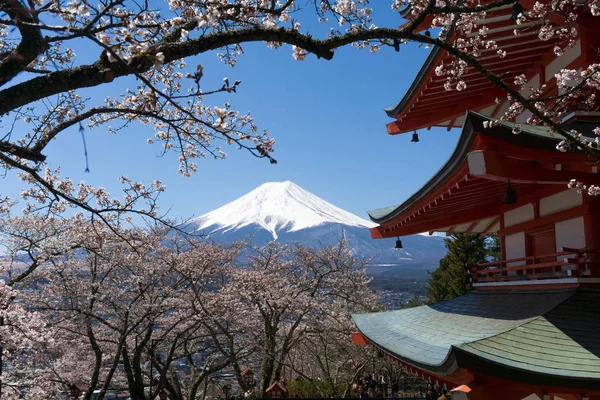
[384,45,443,119]
[368,112,600,238]
[352,288,600,389]
[385,1,568,135]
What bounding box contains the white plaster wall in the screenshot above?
[479,104,497,118]
[454,115,465,126]
[521,74,541,94]
[489,221,500,233]
[547,40,581,82]
[493,101,510,118]
[513,38,580,119]
[515,75,540,124]
[453,222,472,232]
[472,216,496,232]
[504,204,534,227]
[555,217,585,272]
[555,216,585,251]
[505,232,526,267]
[515,110,533,124]
[539,189,582,217]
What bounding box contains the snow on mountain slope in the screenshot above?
[184,181,447,267]
[190,181,376,240]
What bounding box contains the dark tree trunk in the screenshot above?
[85,322,103,400]
[260,326,277,395]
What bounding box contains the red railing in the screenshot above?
[467,247,599,284]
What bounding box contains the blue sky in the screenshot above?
[2,13,461,223]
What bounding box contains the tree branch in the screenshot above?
[0,0,47,87]
[0,140,46,162]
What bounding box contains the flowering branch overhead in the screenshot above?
[0,0,599,222]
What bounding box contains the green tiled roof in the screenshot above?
[368,205,400,221]
[352,289,600,385]
[458,289,600,380]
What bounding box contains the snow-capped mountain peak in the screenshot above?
[189,181,376,240]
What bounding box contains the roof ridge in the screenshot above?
[458,289,579,346]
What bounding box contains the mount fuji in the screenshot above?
[184,181,446,266]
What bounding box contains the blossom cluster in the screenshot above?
[0,213,379,398]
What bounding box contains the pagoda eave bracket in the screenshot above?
[467,150,600,185]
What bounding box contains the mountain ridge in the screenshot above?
[190,181,376,240]
[184,181,446,266]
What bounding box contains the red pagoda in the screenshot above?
[352,2,600,399]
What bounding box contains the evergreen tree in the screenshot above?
[425,234,488,304]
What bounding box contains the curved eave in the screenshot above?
[368,111,591,226]
[453,346,600,390]
[353,289,600,390]
[384,1,580,135]
[352,290,574,375]
[384,46,443,119]
[456,288,600,390]
[368,111,478,224]
[355,323,461,379]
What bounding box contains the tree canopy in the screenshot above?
[0,216,382,399]
[426,234,495,304]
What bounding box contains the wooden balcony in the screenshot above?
[468,247,599,284]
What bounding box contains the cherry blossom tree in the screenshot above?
[285,303,379,397]
[30,225,249,400]
[1,209,381,400]
[0,0,598,224]
[143,234,248,400]
[1,0,600,397]
[0,279,52,400]
[0,211,241,399]
[200,240,380,396]
[0,208,99,399]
